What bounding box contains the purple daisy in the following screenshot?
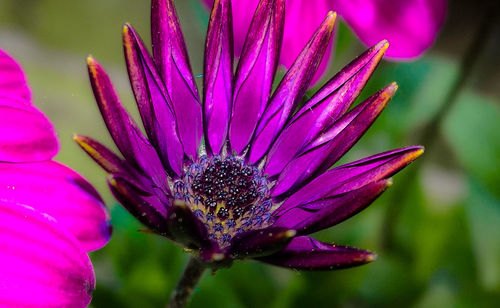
[0,49,111,307]
[77,0,422,272]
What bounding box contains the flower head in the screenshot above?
[77,0,422,270]
[0,49,111,306]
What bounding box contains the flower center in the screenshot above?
[173,155,274,247]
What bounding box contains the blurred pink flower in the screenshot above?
[0,49,111,307]
[202,0,446,81]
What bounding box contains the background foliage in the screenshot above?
[1,0,499,307]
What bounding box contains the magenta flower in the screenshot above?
[203,0,447,81]
[0,49,111,307]
[77,0,422,271]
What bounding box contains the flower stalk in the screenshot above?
[167,257,206,308]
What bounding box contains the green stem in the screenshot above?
[380,5,498,251]
[167,257,206,308]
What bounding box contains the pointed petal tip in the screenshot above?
[73,134,90,152]
[370,82,398,113]
[86,55,95,66]
[388,81,398,92]
[327,11,337,20]
[324,11,337,29]
[86,55,101,77]
[73,135,97,159]
[371,40,389,62]
[340,246,377,264]
[377,82,398,106]
[285,229,297,238]
[122,23,136,46]
[376,39,390,51]
[364,251,377,262]
[406,146,425,162]
[107,175,118,188]
[417,145,425,154]
[122,23,136,37]
[122,23,130,34]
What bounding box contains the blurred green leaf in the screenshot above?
[443,91,500,198]
[465,178,500,290]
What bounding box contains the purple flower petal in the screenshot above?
[0,201,95,307]
[108,174,170,234]
[73,134,125,174]
[256,236,375,270]
[0,49,31,103]
[74,134,160,197]
[0,49,59,163]
[151,0,203,160]
[0,99,59,163]
[273,179,391,235]
[123,24,184,176]
[229,227,296,258]
[272,83,397,198]
[247,12,336,164]
[203,0,234,154]
[87,56,169,187]
[166,201,210,249]
[0,161,111,251]
[276,146,424,214]
[333,0,447,59]
[264,41,388,177]
[229,0,285,154]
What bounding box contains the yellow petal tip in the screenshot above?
[285,230,297,238]
[86,55,95,66]
[366,253,377,262]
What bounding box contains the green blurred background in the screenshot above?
[1,0,499,307]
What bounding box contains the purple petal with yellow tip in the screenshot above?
[0,100,59,163]
[73,134,124,174]
[273,179,391,235]
[264,41,388,177]
[0,201,95,307]
[256,236,376,270]
[272,83,397,198]
[229,0,285,154]
[123,24,184,176]
[73,134,156,192]
[0,161,111,251]
[230,227,296,258]
[87,56,169,187]
[0,49,31,103]
[247,12,336,164]
[108,174,170,234]
[277,146,424,214]
[203,0,234,154]
[151,0,202,160]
